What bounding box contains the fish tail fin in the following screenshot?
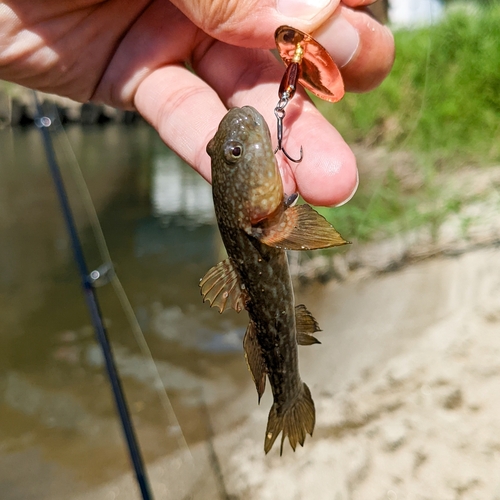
[264,382,315,455]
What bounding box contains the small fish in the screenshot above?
[200,106,348,454]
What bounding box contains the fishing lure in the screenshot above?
[273,25,346,162]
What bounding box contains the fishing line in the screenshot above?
[47,105,192,459]
[396,0,435,153]
[33,92,153,500]
[199,385,231,500]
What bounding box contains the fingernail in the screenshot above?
[314,13,360,67]
[277,0,332,21]
[334,169,358,207]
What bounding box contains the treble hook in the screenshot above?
[274,62,303,163]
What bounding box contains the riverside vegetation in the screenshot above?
[317,2,500,244]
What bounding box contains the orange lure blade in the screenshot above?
[275,25,345,103]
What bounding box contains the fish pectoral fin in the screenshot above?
[264,382,315,455]
[295,304,321,346]
[243,320,267,402]
[200,259,247,313]
[256,204,349,251]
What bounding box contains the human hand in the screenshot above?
[0,0,394,207]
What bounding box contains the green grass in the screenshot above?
[318,166,466,243]
[317,2,500,164]
[316,3,500,242]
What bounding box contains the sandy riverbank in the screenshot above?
[70,240,500,500]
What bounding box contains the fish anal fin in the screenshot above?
[264,382,315,455]
[200,258,247,313]
[256,204,349,251]
[295,304,321,346]
[243,320,267,402]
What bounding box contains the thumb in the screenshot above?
[170,0,341,48]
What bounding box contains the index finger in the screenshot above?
[136,40,358,207]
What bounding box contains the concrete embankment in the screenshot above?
[0,85,140,126]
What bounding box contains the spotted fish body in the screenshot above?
[201,106,348,454]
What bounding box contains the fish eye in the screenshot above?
[224,141,244,163]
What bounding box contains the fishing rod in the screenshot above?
[33,92,153,500]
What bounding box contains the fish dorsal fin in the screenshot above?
[243,320,267,402]
[295,304,321,346]
[200,259,247,313]
[254,204,349,251]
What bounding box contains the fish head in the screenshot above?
[207,106,283,225]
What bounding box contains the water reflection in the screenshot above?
[0,123,248,499]
[151,152,214,226]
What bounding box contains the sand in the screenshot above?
[211,245,500,500]
[73,241,500,500]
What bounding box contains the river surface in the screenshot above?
[0,122,250,499]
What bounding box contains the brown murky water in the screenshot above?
[0,123,249,499]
